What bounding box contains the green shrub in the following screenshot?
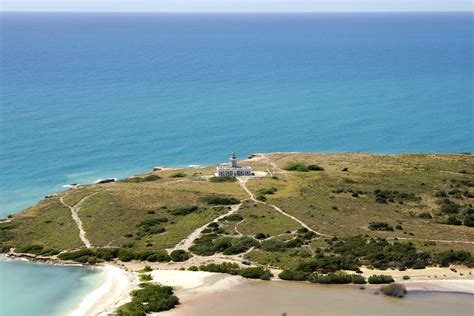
[256,194,267,202]
[169,206,199,216]
[402,275,410,280]
[170,250,190,262]
[382,283,407,298]
[117,283,179,316]
[198,262,241,275]
[308,164,324,171]
[240,267,273,280]
[169,172,186,178]
[463,215,474,227]
[296,254,358,273]
[278,269,308,281]
[368,274,394,284]
[139,274,153,282]
[261,239,287,252]
[139,265,153,273]
[14,245,60,256]
[446,215,462,226]
[145,251,171,262]
[209,176,236,183]
[255,233,269,239]
[202,196,240,205]
[309,272,353,284]
[438,199,460,214]
[436,250,471,267]
[223,214,244,221]
[368,222,394,231]
[188,266,198,271]
[257,187,278,195]
[351,274,367,284]
[374,189,419,204]
[283,162,309,172]
[122,174,161,183]
[411,261,426,269]
[418,212,432,219]
[118,249,136,262]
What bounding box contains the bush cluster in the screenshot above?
[169,206,199,216]
[190,235,258,256]
[368,274,394,284]
[198,263,272,280]
[202,196,240,205]
[223,214,243,222]
[14,245,59,256]
[368,222,394,232]
[122,174,161,183]
[436,250,472,267]
[209,176,236,183]
[170,250,190,262]
[329,236,431,270]
[117,283,179,316]
[382,283,407,298]
[169,172,186,178]
[58,248,190,264]
[239,267,273,280]
[278,270,366,284]
[283,162,325,172]
[135,217,168,237]
[374,189,419,204]
[257,187,278,195]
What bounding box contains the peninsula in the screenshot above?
[1,152,473,315]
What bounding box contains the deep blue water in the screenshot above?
[0,13,472,315]
[1,12,473,217]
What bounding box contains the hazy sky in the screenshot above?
[1,0,472,12]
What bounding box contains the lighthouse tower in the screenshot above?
[215,152,253,177]
[230,152,238,168]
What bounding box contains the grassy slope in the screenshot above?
[2,198,82,250]
[248,153,474,246]
[237,200,301,236]
[2,153,473,262]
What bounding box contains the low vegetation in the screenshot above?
[198,262,272,280]
[368,274,395,284]
[382,283,407,298]
[209,176,236,183]
[122,174,161,183]
[3,152,473,290]
[117,283,179,316]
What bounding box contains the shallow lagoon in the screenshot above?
[178,280,474,316]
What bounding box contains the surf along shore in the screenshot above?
[2,152,474,314]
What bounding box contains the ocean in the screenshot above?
[0,12,472,316]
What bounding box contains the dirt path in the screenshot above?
[238,177,332,238]
[170,202,244,252]
[60,191,102,248]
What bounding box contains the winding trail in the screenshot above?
[238,177,332,238]
[60,191,102,248]
[170,202,244,252]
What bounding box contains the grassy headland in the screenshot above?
[1,152,473,278]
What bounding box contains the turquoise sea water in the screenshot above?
[0,257,104,316]
[0,12,472,316]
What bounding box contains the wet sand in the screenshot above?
[167,280,474,316]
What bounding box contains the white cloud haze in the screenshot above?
[1,0,472,12]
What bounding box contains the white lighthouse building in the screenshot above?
[216,152,252,177]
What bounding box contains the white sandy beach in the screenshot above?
[69,265,138,316]
[64,261,474,316]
